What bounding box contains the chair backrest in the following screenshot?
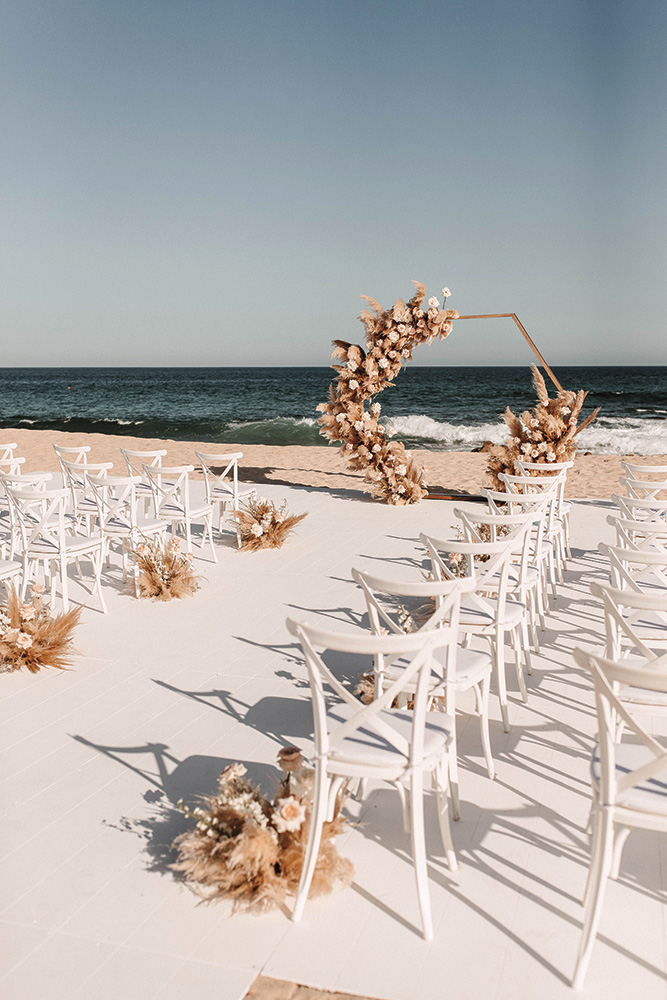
[61,460,114,512]
[53,443,91,479]
[455,507,544,586]
[606,514,667,552]
[599,541,667,595]
[6,486,69,553]
[620,475,667,502]
[0,456,26,477]
[613,492,667,523]
[573,647,667,808]
[516,460,573,475]
[499,470,565,495]
[0,470,53,490]
[195,451,243,504]
[621,461,667,481]
[590,579,667,661]
[121,448,167,480]
[87,474,141,532]
[483,488,549,517]
[286,619,455,767]
[142,464,195,516]
[0,443,17,461]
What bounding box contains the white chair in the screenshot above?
[86,474,169,586]
[195,451,254,547]
[599,542,667,598]
[286,618,459,940]
[500,470,567,576]
[120,448,167,513]
[0,471,54,558]
[0,558,22,595]
[53,443,91,479]
[7,486,106,612]
[591,581,667,663]
[606,514,667,552]
[0,442,18,461]
[484,488,554,610]
[516,458,573,557]
[621,463,667,501]
[571,648,667,989]
[420,527,531,733]
[352,568,494,819]
[61,460,114,531]
[143,464,216,562]
[455,506,546,652]
[613,491,667,523]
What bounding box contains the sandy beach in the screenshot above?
[5,427,666,499]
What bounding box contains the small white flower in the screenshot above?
[250,523,263,536]
[16,632,33,650]
[401,349,411,357]
[272,796,306,833]
[396,464,407,476]
[378,358,389,369]
[441,287,451,299]
[335,413,346,423]
[427,296,439,309]
[388,331,399,343]
[370,402,381,415]
[372,444,382,453]
[397,324,406,333]
[397,485,406,494]
[346,360,358,370]
[349,379,359,389]
[354,420,364,431]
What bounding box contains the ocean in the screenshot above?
[0,366,665,455]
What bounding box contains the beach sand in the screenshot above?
[4,427,665,499]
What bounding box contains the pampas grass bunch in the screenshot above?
[129,535,200,600]
[318,282,459,505]
[233,494,307,551]
[172,752,352,912]
[0,585,81,673]
[487,364,599,490]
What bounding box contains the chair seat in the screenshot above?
[27,534,103,557]
[459,598,526,630]
[482,564,540,590]
[0,558,22,579]
[326,703,453,769]
[592,743,667,814]
[158,502,213,519]
[104,516,167,536]
[211,485,255,503]
[381,645,492,693]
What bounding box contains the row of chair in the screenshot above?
[0,442,253,609]
[285,459,574,941]
[570,460,667,988]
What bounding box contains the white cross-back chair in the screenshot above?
[286,618,459,940]
[606,514,667,552]
[570,648,667,990]
[53,443,91,480]
[195,451,254,547]
[484,489,555,608]
[120,448,167,512]
[591,580,667,663]
[0,470,54,558]
[352,569,493,819]
[7,486,106,612]
[612,492,667,523]
[61,459,114,531]
[420,527,531,733]
[621,463,667,501]
[0,443,18,461]
[87,474,169,587]
[500,470,568,573]
[455,506,546,651]
[599,542,667,598]
[142,464,216,562]
[516,458,573,556]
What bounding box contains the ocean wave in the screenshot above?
[576,417,667,455]
[385,414,506,448]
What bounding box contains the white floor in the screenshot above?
[1,486,665,1000]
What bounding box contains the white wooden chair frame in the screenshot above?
[61,459,114,532]
[571,648,667,989]
[142,464,216,562]
[0,471,54,559]
[195,451,254,547]
[286,619,459,940]
[606,514,667,552]
[120,448,167,514]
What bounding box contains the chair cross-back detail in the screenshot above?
[143,464,216,562]
[571,648,667,989]
[195,451,254,547]
[286,619,459,940]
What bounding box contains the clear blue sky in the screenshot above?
[2,0,665,366]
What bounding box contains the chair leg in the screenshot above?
[609,825,631,880]
[409,770,433,941]
[520,617,533,679]
[475,677,495,780]
[292,764,329,923]
[494,633,510,733]
[433,762,458,874]
[572,809,614,990]
[60,559,69,612]
[206,515,217,563]
[511,628,528,703]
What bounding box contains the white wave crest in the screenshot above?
[385,414,506,448]
[576,417,667,455]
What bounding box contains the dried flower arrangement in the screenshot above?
[172,748,352,912]
[128,535,200,600]
[487,364,599,491]
[233,494,307,551]
[0,585,81,673]
[318,282,459,505]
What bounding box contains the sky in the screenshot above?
[2,0,666,367]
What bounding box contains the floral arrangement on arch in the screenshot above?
[318,282,459,504]
[486,364,599,491]
[233,494,307,551]
[0,585,81,673]
[128,535,200,600]
[172,747,352,912]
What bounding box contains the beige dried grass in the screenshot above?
[0,586,81,674]
[233,495,307,551]
[128,535,201,600]
[172,756,352,912]
[318,282,458,505]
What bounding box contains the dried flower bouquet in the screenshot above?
[172,748,352,912]
[233,494,307,551]
[128,535,200,600]
[318,282,458,505]
[0,585,81,673]
[487,364,599,490]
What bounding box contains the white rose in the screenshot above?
[349,379,359,389]
[371,403,381,414]
[388,331,399,343]
[396,465,407,476]
[378,358,389,369]
[335,413,346,423]
[427,296,439,309]
[250,523,263,536]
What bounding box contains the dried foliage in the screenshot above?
[172,751,352,912]
[128,535,200,601]
[318,282,459,504]
[486,364,599,490]
[0,585,81,673]
[233,494,307,551]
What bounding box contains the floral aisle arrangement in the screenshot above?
[128,535,200,600]
[318,281,459,505]
[233,494,307,551]
[0,585,81,673]
[172,748,352,912]
[487,364,599,490]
